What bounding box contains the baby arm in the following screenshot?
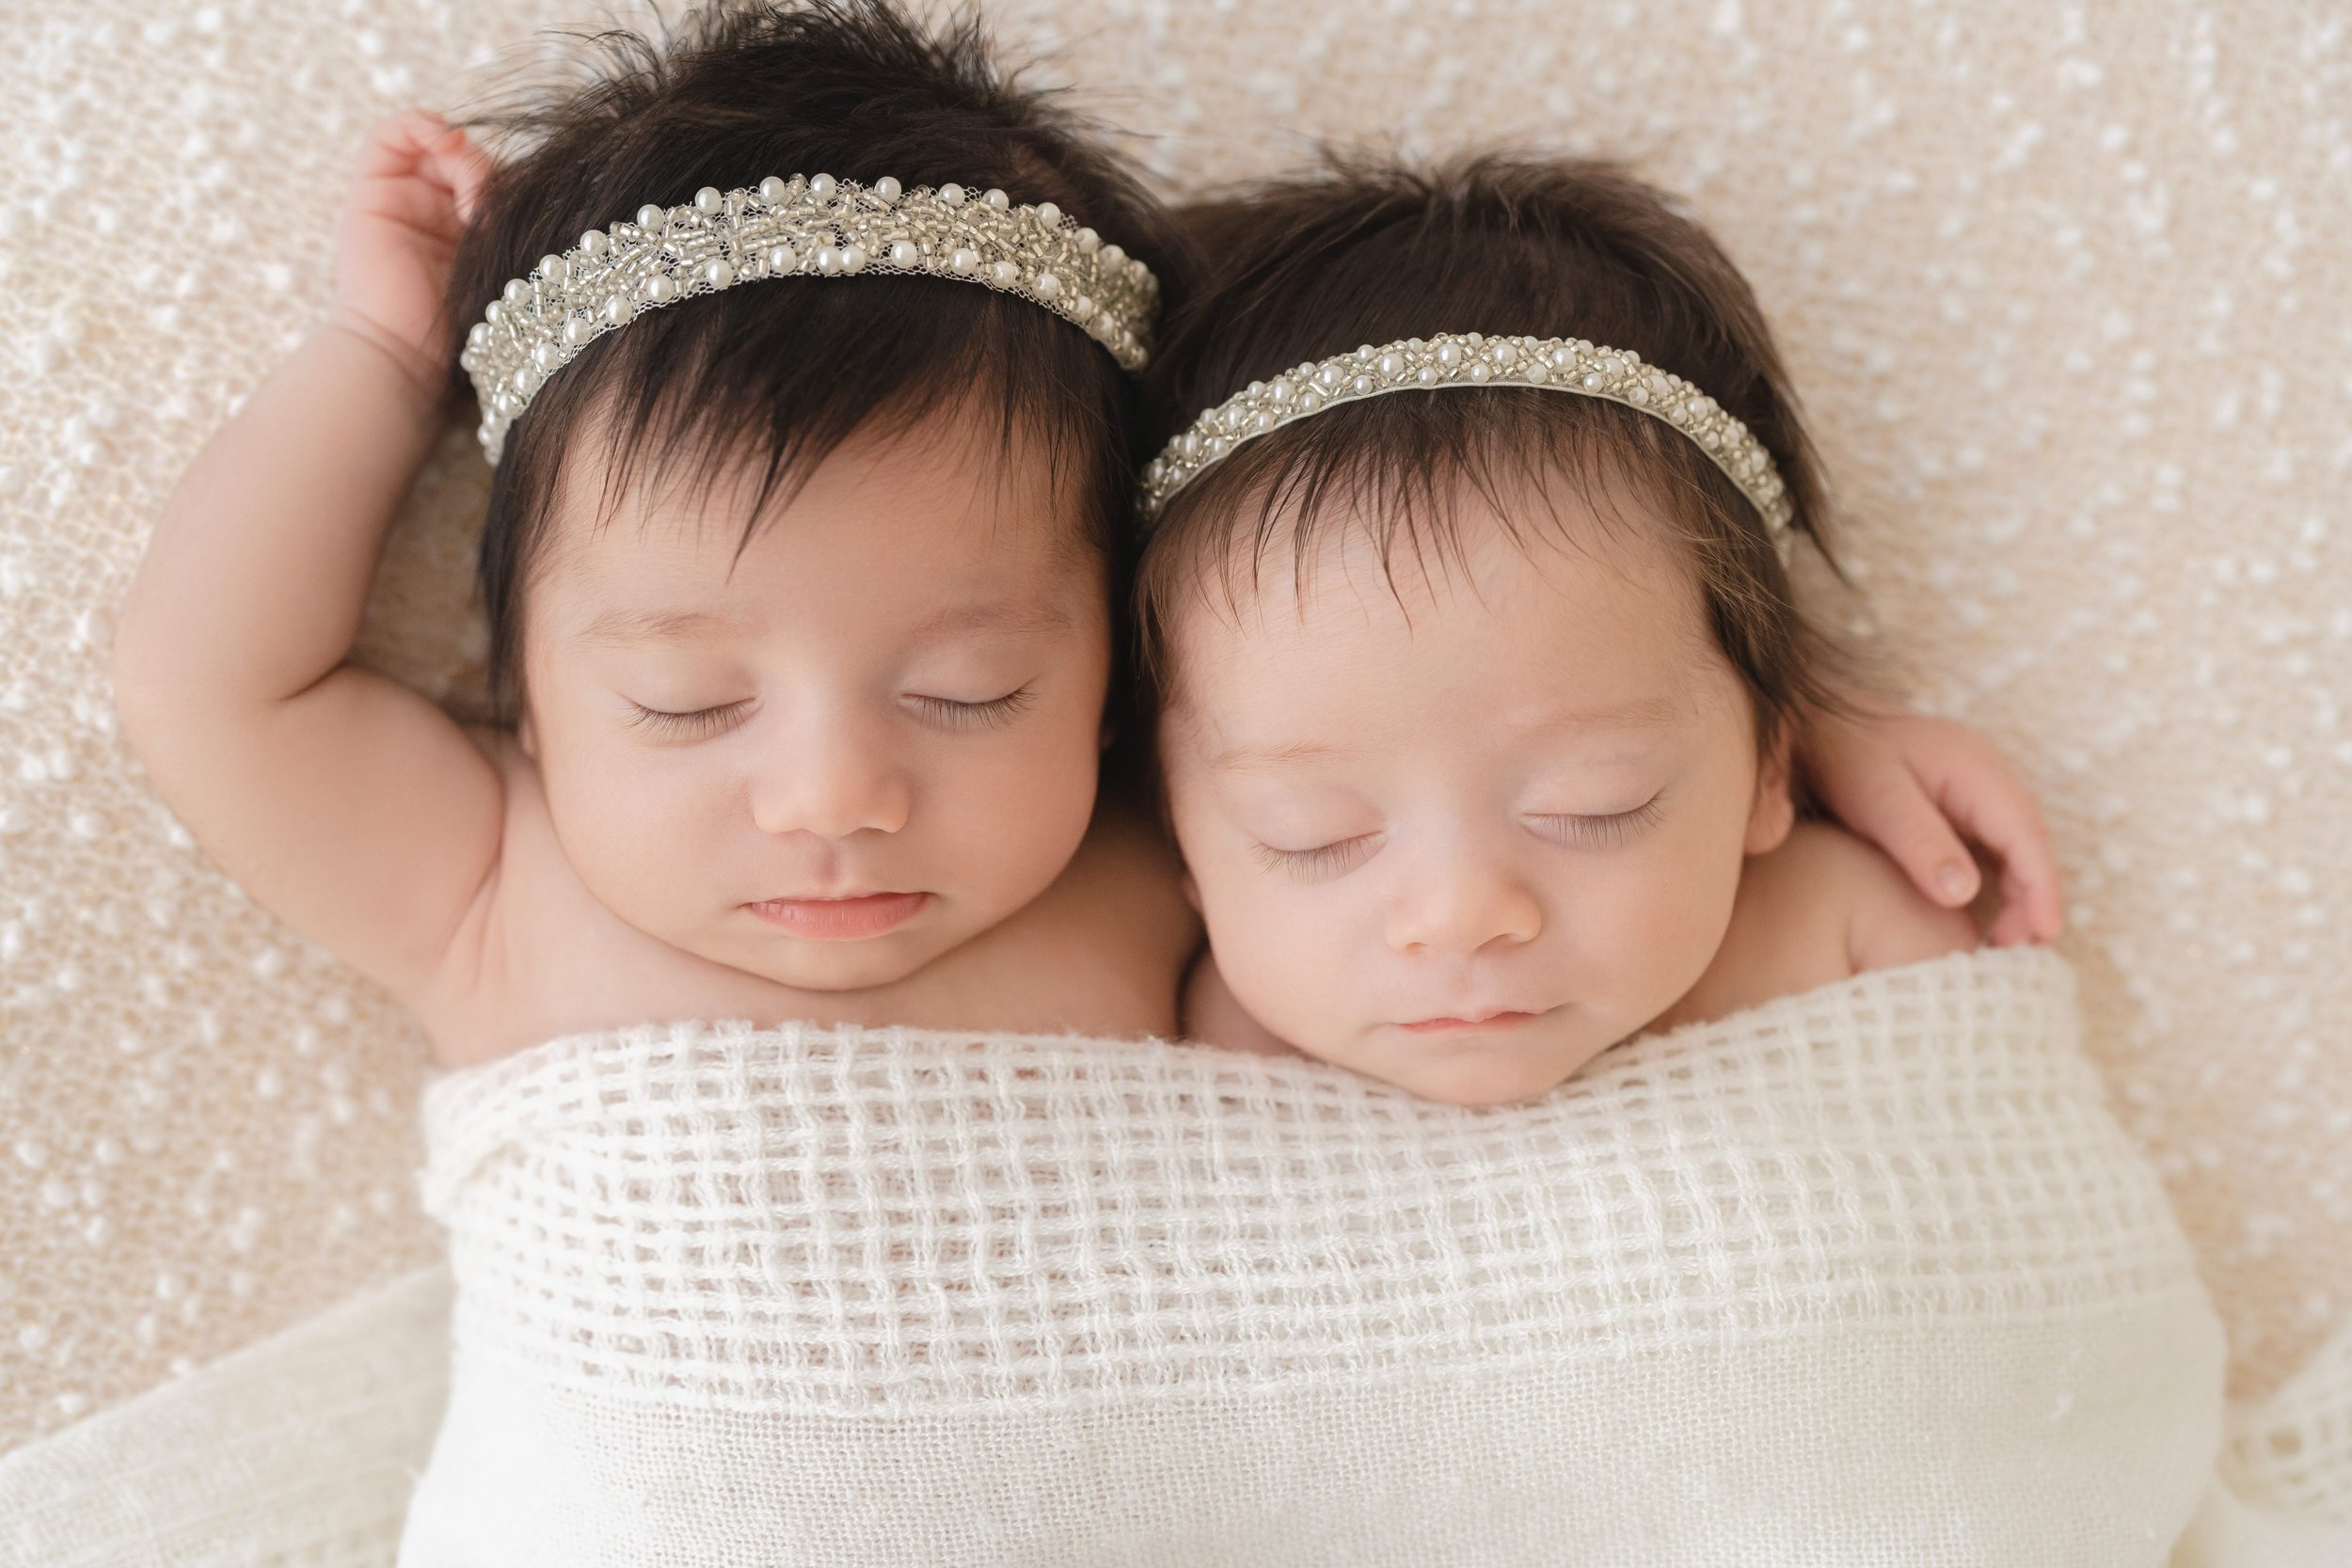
[110,113,501,1008]
[1797,689,2065,946]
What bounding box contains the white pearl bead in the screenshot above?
[538,254,567,284]
[513,363,540,392]
[768,244,797,272]
[502,278,529,306]
[484,300,501,324]
[580,229,609,256]
[1467,362,1491,383]
[1091,311,1117,339]
[694,186,723,215]
[1313,364,1342,389]
[1436,341,1462,367]
[1035,200,1061,228]
[1415,366,1438,385]
[809,173,836,202]
[636,203,667,232]
[839,244,868,273]
[758,176,788,204]
[1581,372,1605,388]
[874,176,901,201]
[532,341,558,370]
[466,323,491,350]
[939,182,965,206]
[949,246,979,274]
[1489,341,1516,366]
[1070,293,1093,320]
[983,187,1009,210]
[704,259,734,290]
[1524,360,1550,384]
[816,245,843,274]
[989,260,1018,285]
[602,295,631,325]
[645,274,676,302]
[563,317,592,346]
[1075,227,1100,252]
[1100,243,1126,266]
[1376,352,1404,379]
[888,240,920,268]
[1032,271,1062,299]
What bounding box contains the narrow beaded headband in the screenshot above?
[459,173,1161,464]
[1137,332,1795,561]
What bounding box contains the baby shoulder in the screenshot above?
[1751,819,1978,976]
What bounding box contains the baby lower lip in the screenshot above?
[744,892,930,941]
[1396,1010,1543,1036]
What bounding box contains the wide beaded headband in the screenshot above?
[1137,332,1795,561]
[460,173,1160,463]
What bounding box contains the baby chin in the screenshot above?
[1342,1010,1613,1107]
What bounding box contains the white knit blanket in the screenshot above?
[397,948,2226,1566]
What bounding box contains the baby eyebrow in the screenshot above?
[1211,738,1346,771]
[576,606,745,645]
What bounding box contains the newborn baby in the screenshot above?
[1140,157,1985,1105]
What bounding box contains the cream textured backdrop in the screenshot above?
[0,0,2344,1451]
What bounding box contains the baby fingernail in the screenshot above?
[1936,862,1974,900]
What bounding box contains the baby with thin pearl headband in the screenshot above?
[1138,156,2057,1106]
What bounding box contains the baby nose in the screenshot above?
[1384,851,1543,957]
[748,717,912,840]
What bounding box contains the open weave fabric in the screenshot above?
[394,948,2226,1566]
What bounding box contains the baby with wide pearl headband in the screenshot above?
[1137,156,2063,1105]
[110,0,1200,1072]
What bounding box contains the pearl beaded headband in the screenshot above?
[459,172,1160,464]
[1137,332,1795,561]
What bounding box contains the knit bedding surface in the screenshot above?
[396,946,2227,1566]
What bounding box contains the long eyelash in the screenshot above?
[1535,793,1666,847]
[910,685,1036,730]
[1248,834,1379,881]
[625,701,747,736]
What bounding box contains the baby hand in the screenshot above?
[1799,704,2066,947]
[329,110,493,400]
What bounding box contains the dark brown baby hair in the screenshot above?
[441,0,1187,721]
[1135,154,1839,757]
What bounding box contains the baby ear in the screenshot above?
[1745,725,1798,856]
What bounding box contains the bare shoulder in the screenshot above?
[1756,820,1979,974]
[1667,821,1976,1028]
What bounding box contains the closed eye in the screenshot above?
[1528,793,1665,847]
[907,685,1036,730]
[1248,832,1384,882]
[625,699,752,737]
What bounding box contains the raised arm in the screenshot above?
[110,112,504,1007]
